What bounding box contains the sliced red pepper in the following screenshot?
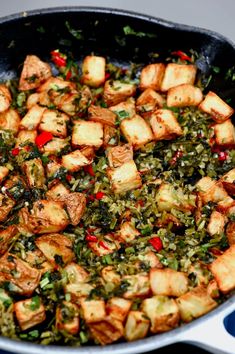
[65,69,72,80]
[66,174,73,182]
[87,194,95,202]
[35,131,53,148]
[210,247,223,256]
[11,147,20,156]
[84,164,95,177]
[171,50,192,62]
[218,151,228,161]
[85,234,98,242]
[136,199,145,207]
[95,191,105,200]
[51,50,67,67]
[170,150,183,165]
[149,237,163,252]
[105,72,111,80]
[99,240,110,250]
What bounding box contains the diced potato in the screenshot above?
[226,222,235,246]
[88,105,116,127]
[26,93,40,109]
[58,86,92,117]
[88,234,120,256]
[103,80,136,107]
[20,104,45,130]
[119,221,140,242]
[199,91,234,123]
[120,114,154,149]
[106,297,132,322]
[123,274,150,299]
[46,183,70,201]
[156,183,196,213]
[207,210,226,236]
[150,109,182,141]
[136,88,165,116]
[25,249,53,274]
[16,129,37,147]
[109,97,136,119]
[138,251,163,269]
[0,288,12,307]
[0,225,18,256]
[207,279,220,299]
[39,109,69,138]
[72,120,103,148]
[216,196,235,214]
[140,63,165,91]
[0,253,41,296]
[89,317,123,345]
[56,301,79,335]
[188,262,210,286]
[46,157,62,179]
[0,85,11,112]
[107,144,133,168]
[62,149,91,172]
[107,160,142,194]
[196,177,228,204]
[82,55,106,87]
[161,63,197,91]
[103,125,117,147]
[80,146,95,161]
[0,166,9,184]
[64,283,94,303]
[214,119,235,148]
[81,299,106,323]
[60,192,86,226]
[221,168,235,196]
[167,84,203,107]
[35,233,74,266]
[22,157,46,189]
[101,266,121,284]
[176,286,217,322]
[0,193,15,222]
[142,295,180,333]
[0,108,20,134]
[150,268,188,297]
[43,137,69,155]
[124,310,150,341]
[37,77,76,93]
[210,244,235,293]
[14,297,46,330]
[64,262,90,283]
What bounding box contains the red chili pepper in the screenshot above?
[218,151,228,161]
[66,174,73,182]
[136,199,145,207]
[105,72,111,80]
[99,240,110,250]
[65,69,72,80]
[86,234,98,242]
[51,50,67,67]
[170,150,183,165]
[95,191,105,200]
[11,148,20,156]
[210,248,223,256]
[87,194,95,202]
[84,164,95,177]
[35,131,53,148]
[149,237,163,252]
[171,50,192,62]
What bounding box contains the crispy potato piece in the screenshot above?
[43,137,69,155]
[109,97,136,119]
[123,274,150,299]
[46,183,70,201]
[226,222,235,246]
[161,63,197,91]
[142,295,180,333]
[103,125,117,147]
[35,233,74,266]
[136,88,165,116]
[64,262,90,283]
[176,286,217,322]
[140,63,165,91]
[64,283,94,303]
[26,93,40,109]
[137,251,163,269]
[124,310,150,341]
[207,210,226,236]
[57,86,92,116]
[61,192,86,226]
[107,160,142,194]
[22,157,46,189]
[103,80,136,107]
[89,317,123,345]
[119,221,140,242]
[88,234,120,256]
[0,108,20,135]
[220,168,235,196]
[0,253,41,296]
[106,297,132,322]
[20,104,45,130]
[46,157,62,179]
[199,91,234,123]
[120,114,153,149]
[62,149,91,172]
[88,105,116,127]
[167,84,203,107]
[0,85,11,113]
[196,177,228,204]
[150,109,182,141]
[188,262,210,286]
[82,55,106,87]
[0,166,9,184]
[72,120,103,148]
[0,225,18,256]
[37,77,76,93]
[14,297,46,330]
[81,299,106,323]
[210,244,235,293]
[214,119,235,148]
[216,196,235,213]
[19,55,52,91]
[0,193,15,222]
[25,249,53,274]
[56,301,79,335]
[101,266,121,284]
[16,129,37,147]
[107,144,133,168]
[207,279,220,299]
[150,268,188,297]
[39,109,69,138]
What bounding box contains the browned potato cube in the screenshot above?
[226,222,235,246]
[22,157,46,189]
[14,297,46,330]
[61,192,86,226]
[199,91,234,123]
[161,63,197,91]
[72,120,103,148]
[88,105,117,127]
[123,274,150,299]
[0,108,20,135]
[150,268,188,297]
[167,84,203,107]
[119,221,140,242]
[140,63,165,91]
[46,183,70,201]
[82,55,106,87]
[103,80,136,107]
[64,262,90,283]
[0,225,18,256]
[214,119,235,148]
[150,109,182,141]
[109,97,136,119]
[0,166,9,184]
[16,130,37,147]
[62,149,91,172]
[101,266,121,284]
[221,168,235,196]
[0,85,11,112]
[106,297,132,322]
[0,193,15,222]
[207,210,226,236]
[136,88,165,116]
[64,283,94,303]
[43,137,69,155]
[80,299,106,323]
[196,177,228,204]
[107,143,133,168]
[89,317,123,345]
[20,104,45,130]
[39,109,69,138]
[124,310,150,341]
[26,93,40,109]
[88,234,120,256]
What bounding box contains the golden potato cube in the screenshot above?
[199,91,234,123]
[0,193,15,222]
[221,168,235,196]
[142,295,180,333]
[43,137,68,155]
[216,196,235,214]
[161,63,197,91]
[210,244,235,293]
[150,109,182,141]
[103,125,117,147]
[167,84,203,107]
[196,177,228,204]
[0,225,18,256]
[0,108,20,135]
[64,283,94,303]
[88,105,117,127]
[136,88,165,116]
[119,221,140,242]
[82,55,106,87]
[25,249,53,274]
[107,143,133,168]
[103,80,136,107]
[20,104,45,130]
[39,109,69,138]
[176,286,217,322]
[0,166,9,184]
[64,262,90,283]
[89,317,123,345]
[62,149,91,172]
[22,157,46,189]
[0,85,11,113]
[109,97,136,119]
[214,119,235,148]
[72,120,103,148]
[123,274,150,299]
[16,129,37,147]
[138,251,163,269]
[150,268,188,297]
[107,160,142,194]
[81,299,106,323]
[120,114,153,149]
[26,93,40,109]
[35,233,74,266]
[14,297,46,330]
[207,210,226,236]
[226,222,235,246]
[101,266,121,284]
[60,192,86,226]
[88,234,120,256]
[56,301,79,335]
[37,77,76,93]
[46,183,70,201]
[124,310,150,341]
[140,63,165,91]
[46,157,62,179]
[106,297,132,322]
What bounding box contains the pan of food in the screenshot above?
[0,6,235,354]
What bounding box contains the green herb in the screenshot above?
[212,66,220,74]
[123,25,157,38]
[141,225,152,236]
[37,26,46,33]
[30,296,40,311]
[65,21,83,40]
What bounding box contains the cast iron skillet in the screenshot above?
[0,6,235,354]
